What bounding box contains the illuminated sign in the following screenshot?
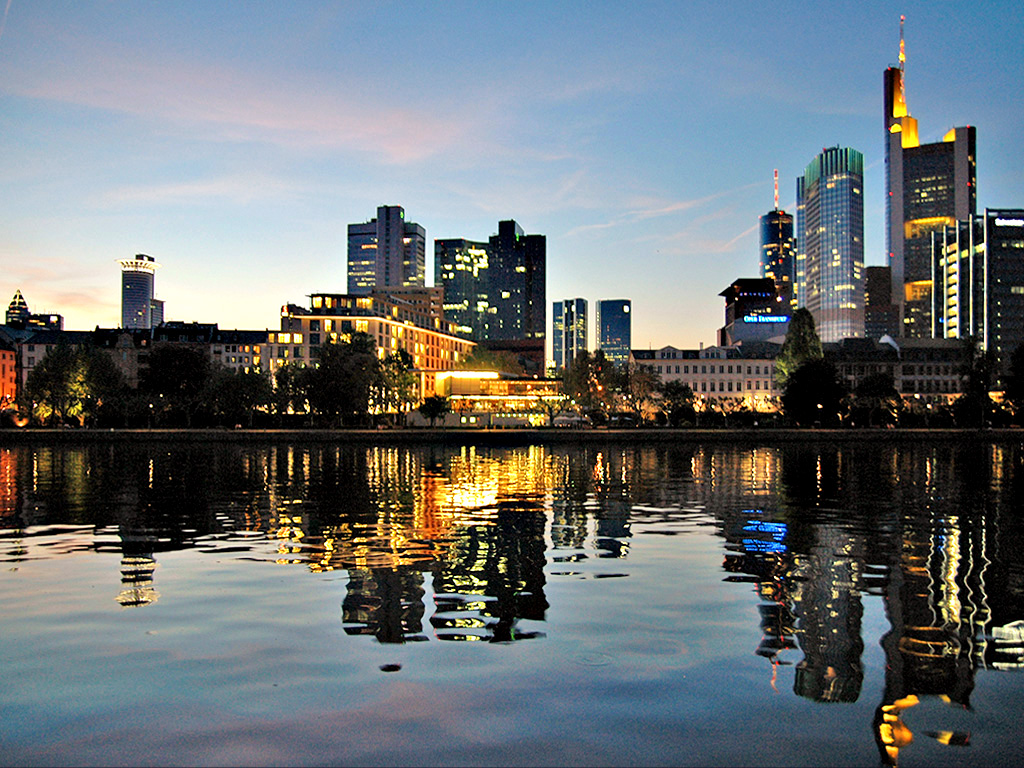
[742,315,790,324]
[995,218,1024,227]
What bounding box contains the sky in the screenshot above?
[2,0,1023,354]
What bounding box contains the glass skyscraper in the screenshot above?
[759,209,796,311]
[596,299,631,366]
[347,206,426,295]
[796,146,865,343]
[552,298,587,370]
[884,20,976,337]
[434,238,490,338]
[120,254,160,330]
[931,209,1024,384]
[488,220,546,342]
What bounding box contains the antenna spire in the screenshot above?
[773,169,779,210]
[899,15,905,73]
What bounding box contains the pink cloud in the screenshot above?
[5,35,475,165]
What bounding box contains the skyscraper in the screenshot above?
[434,238,490,338]
[884,18,976,337]
[553,298,587,370]
[120,254,160,330]
[932,209,1024,384]
[488,220,546,342]
[864,266,899,341]
[759,171,797,310]
[347,206,426,295]
[796,146,865,343]
[596,299,632,366]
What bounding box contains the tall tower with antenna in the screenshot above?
[759,169,797,310]
[884,16,976,337]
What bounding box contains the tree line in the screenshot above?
[8,317,1024,428]
[13,332,417,428]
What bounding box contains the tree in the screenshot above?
[954,336,997,427]
[775,308,823,389]
[659,380,696,426]
[306,333,378,426]
[142,344,213,427]
[851,371,901,427]
[781,358,847,427]
[459,346,525,375]
[418,394,450,427]
[1005,343,1024,423]
[621,363,660,422]
[207,367,273,427]
[273,363,307,421]
[371,350,417,424]
[22,343,126,426]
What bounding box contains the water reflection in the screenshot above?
[2,439,1023,758]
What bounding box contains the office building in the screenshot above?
[434,238,490,338]
[718,278,789,347]
[796,146,865,343]
[488,220,546,342]
[120,254,160,330]
[865,266,899,340]
[759,171,797,309]
[347,206,426,295]
[596,299,632,366]
[884,19,976,337]
[552,298,587,370]
[4,290,63,331]
[932,209,1024,384]
[434,219,546,371]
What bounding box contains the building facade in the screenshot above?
[487,220,546,343]
[120,254,160,330]
[884,21,976,337]
[552,298,587,370]
[865,266,899,340]
[632,344,783,407]
[5,290,63,332]
[932,209,1024,383]
[596,299,631,366]
[760,208,797,310]
[718,278,789,347]
[796,146,865,343]
[347,206,426,295]
[434,238,490,338]
[273,290,475,391]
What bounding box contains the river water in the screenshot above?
[1,439,1022,766]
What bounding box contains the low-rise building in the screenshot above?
[632,343,782,410]
[408,371,564,427]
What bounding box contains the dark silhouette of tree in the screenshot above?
[371,350,416,424]
[851,371,901,427]
[207,367,273,427]
[307,333,377,426]
[418,394,450,427]
[775,308,823,389]
[621,363,660,422]
[782,358,847,427]
[1005,343,1024,424]
[954,336,997,427]
[142,344,212,427]
[659,380,696,426]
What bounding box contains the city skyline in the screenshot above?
[2,2,1023,350]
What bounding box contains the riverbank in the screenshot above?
[2,426,1022,446]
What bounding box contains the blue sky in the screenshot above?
[2,1,1023,352]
